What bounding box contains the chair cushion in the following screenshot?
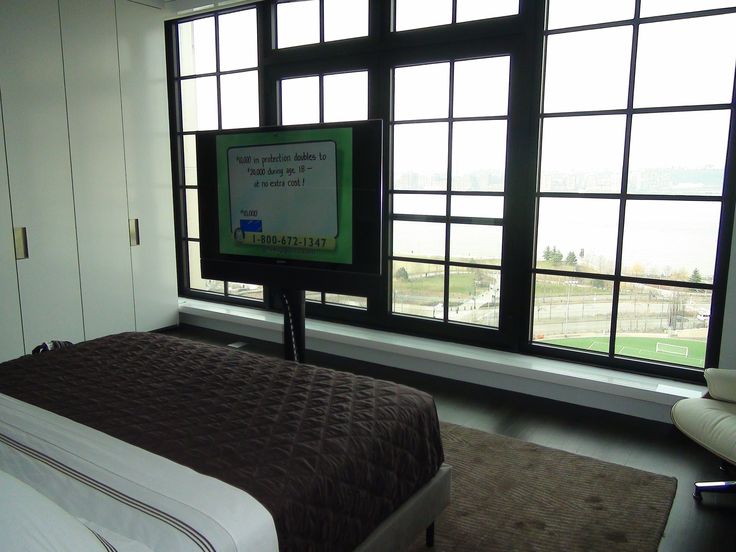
[671,398,736,463]
[705,368,736,404]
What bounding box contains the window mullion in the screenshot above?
[442,61,455,322]
[608,6,641,357]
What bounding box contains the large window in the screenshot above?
[534,2,736,372]
[171,8,264,302]
[390,57,509,328]
[167,0,736,382]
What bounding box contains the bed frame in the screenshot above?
[357,464,451,551]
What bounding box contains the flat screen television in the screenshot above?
[196,120,384,295]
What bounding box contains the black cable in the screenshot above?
[281,292,299,363]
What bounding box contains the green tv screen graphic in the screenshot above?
[216,127,353,264]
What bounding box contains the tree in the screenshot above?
[689,268,702,284]
[395,266,409,281]
[668,292,684,330]
[542,246,565,264]
[579,248,585,259]
[543,245,552,262]
[592,279,606,290]
[630,262,645,277]
[548,246,563,264]
[565,251,578,265]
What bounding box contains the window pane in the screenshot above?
[218,9,257,71]
[188,241,224,294]
[325,293,368,309]
[547,0,634,30]
[615,283,710,368]
[180,77,218,131]
[185,188,199,239]
[628,111,730,196]
[221,71,259,129]
[393,123,449,191]
[544,26,632,113]
[178,17,215,76]
[450,223,502,265]
[539,115,625,193]
[305,290,322,302]
[621,201,719,282]
[448,267,500,327]
[393,220,446,260]
[324,71,368,122]
[532,275,614,350]
[277,0,319,48]
[325,0,368,41]
[393,194,447,216]
[453,57,509,117]
[451,120,506,192]
[395,0,452,31]
[451,195,504,218]
[281,76,319,125]
[183,134,198,187]
[536,198,619,274]
[641,0,736,17]
[394,63,450,121]
[634,14,736,108]
[457,0,518,22]
[227,282,264,301]
[392,261,445,319]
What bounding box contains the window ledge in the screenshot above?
[179,298,705,423]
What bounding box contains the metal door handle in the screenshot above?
[13,227,28,260]
[129,218,140,246]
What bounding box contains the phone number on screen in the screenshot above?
[241,233,336,250]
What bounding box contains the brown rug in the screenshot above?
[409,422,676,552]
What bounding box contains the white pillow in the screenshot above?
[0,470,107,552]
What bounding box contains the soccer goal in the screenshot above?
[656,342,689,357]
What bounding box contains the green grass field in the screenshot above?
[540,335,706,368]
[393,272,492,301]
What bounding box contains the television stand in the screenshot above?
[280,288,305,363]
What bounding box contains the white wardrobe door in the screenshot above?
[60,0,136,340]
[0,99,25,361]
[0,0,85,349]
[116,0,178,331]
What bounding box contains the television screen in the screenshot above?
[196,120,383,294]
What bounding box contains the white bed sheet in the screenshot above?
[0,393,278,552]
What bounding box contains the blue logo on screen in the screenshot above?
[240,219,263,233]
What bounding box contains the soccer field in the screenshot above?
[540,336,706,368]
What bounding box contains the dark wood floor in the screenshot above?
[162,325,735,552]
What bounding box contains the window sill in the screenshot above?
[179,298,705,423]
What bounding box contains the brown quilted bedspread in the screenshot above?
[0,332,444,551]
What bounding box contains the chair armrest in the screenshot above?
[704,368,736,403]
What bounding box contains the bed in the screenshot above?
[0,331,450,551]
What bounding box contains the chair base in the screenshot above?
[693,480,736,501]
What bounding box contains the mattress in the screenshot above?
[0,332,445,551]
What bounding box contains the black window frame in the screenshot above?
[166,0,736,384]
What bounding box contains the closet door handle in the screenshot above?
[13,227,28,260]
[129,218,140,246]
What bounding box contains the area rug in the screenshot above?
[409,422,677,552]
